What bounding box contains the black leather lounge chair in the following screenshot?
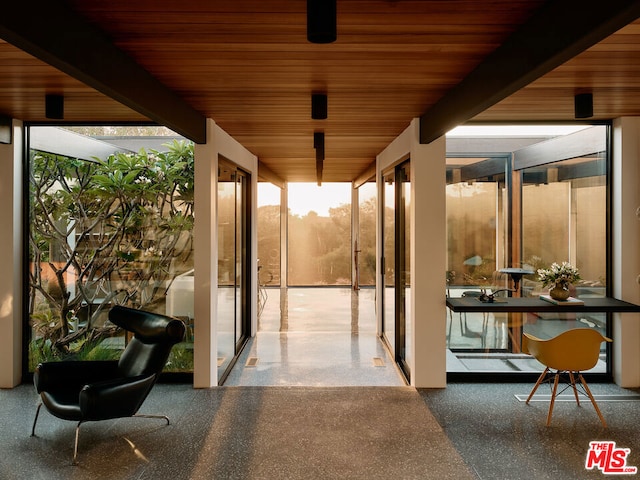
[31,305,186,464]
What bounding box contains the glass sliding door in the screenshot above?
[382,170,396,356]
[382,160,411,381]
[397,162,411,377]
[235,168,250,349]
[217,158,250,383]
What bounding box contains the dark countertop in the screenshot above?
[446,296,640,313]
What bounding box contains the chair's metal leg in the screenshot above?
[526,367,549,404]
[31,402,42,437]
[546,373,560,426]
[568,371,580,406]
[72,421,83,466]
[134,414,170,425]
[69,415,167,466]
[579,374,607,428]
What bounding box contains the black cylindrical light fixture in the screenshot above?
[307,0,336,44]
[311,93,328,119]
[45,94,64,119]
[574,93,593,119]
[313,131,325,153]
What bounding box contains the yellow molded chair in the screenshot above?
[522,328,612,427]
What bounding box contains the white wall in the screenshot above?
[612,117,640,387]
[0,120,23,388]
[377,119,447,388]
[193,119,258,388]
[410,121,447,388]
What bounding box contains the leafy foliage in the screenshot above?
[28,140,194,362]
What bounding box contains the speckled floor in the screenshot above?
[1,384,474,480]
[420,382,640,480]
[3,381,639,479]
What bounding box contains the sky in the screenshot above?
[259,182,350,217]
[258,182,377,217]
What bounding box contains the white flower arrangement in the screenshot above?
[537,261,581,288]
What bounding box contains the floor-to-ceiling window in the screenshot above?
[446,155,508,354]
[446,125,610,378]
[257,182,281,287]
[519,126,608,354]
[26,126,194,376]
[287,183,351,286]
[357,181,377,286]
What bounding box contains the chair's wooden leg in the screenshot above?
[31,402,42,437]
[526,367,549,404]
[546,373,560,426]
[579,374,607,428]
[568,371,580,406]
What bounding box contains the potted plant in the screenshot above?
[537,262,581,301]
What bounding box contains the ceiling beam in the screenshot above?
[258,160,286,189]
[0,2,206,143]
[353,161,376,189]
[420,0,640,144]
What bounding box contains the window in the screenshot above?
[287,183,351,286]
[257,182,281,286]
[446,125,610,377]
[26,126,194,374]
[357,182,377,286]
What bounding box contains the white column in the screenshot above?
[193,119,258,387]
[0,120,23,388]
[410,120,447,388]
[376,119,446,387]
[193,119,219,388]
[612,117,640,387]
[280,185,288,287]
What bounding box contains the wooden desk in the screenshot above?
[446,296,640,313]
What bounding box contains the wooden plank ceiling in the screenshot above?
[1,1,640,183]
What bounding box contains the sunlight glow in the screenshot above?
[124,437,149,462]
[259,182,352,217]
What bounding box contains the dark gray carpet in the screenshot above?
[0,384,474,480]
[419,383,640,480]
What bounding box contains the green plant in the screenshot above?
[164,344,194,372]
[28,140,194,360]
